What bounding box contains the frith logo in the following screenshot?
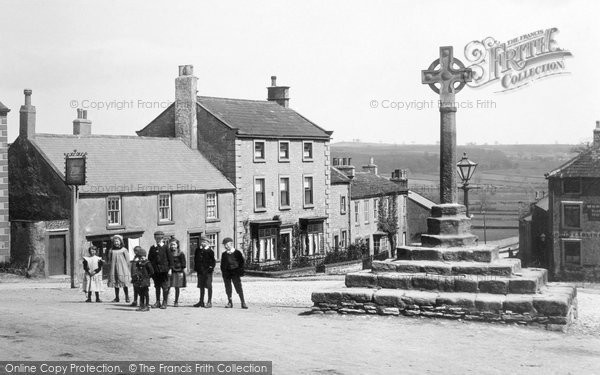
[464,28,573,92]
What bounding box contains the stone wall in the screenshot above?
[0,107,8,263]
[407,198,430,244]
[196,107,237,183]
[10,220,47,277]
[324,259,362,275]
[136,105,176,137]
[329,183,350,248]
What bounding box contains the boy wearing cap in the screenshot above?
[193,236,216,308]
[131,247,154,312]
[148,230,174,309]
[220,237,247,309]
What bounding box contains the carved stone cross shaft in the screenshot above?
[421,46,473,204]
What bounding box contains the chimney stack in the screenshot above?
[175,65,198,149]
[362,156,378,175]
[267,76,290,108]
[73,109,92,136]
[336,157,355,179]
[594,120,600,148]
[19,89,36,139]
[391,169,408,189]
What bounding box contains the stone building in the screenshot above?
[329,164,351,251]
[0,100,9,263]
[544,121,600,279]
[9,90,234,278]
[137,67,333,264]
[406,190,436,244]
[332,157,408,256]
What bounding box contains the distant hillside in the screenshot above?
[331,142,576,177]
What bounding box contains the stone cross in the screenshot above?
[421,46,473,204]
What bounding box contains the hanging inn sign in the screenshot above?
[64,149,87,186]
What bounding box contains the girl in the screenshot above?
[168,238,186,307]
[107,235,131,303]
[131,247,153,311]
[82,245,103,302]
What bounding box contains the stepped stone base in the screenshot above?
[309,202,577,331]
[372,258,522,276]
[345,268,548,294]
[396,244,499,262]
[310,284,578,331]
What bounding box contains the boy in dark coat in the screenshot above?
[193,236,216,308]
[220,237,247,309]
[131,247,154,312]
[148,230,174,309]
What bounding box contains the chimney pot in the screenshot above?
[271,76,277,86]
[267,76,290,108]
[73,109,92,136]
[596,120,600,128]
[82,110,87,119]
[24,89,32,105]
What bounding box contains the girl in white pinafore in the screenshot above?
[82,245,104,302]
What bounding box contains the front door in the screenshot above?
[48,235,66,275]
[189,234,201,271]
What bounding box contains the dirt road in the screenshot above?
[1,277,599,374]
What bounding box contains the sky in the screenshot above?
[0,0,598,145]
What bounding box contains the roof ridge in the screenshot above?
[198,95,272,104]
[546,148,592,178]
[35,133,187,141]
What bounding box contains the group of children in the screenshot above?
[81,232,247,311]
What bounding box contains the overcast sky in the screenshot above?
[1,0,598,145]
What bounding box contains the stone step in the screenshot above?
[372,258,522,276]
[345,268,548,294]
[396,244,499,263]
[420,233,479,247]
[311,284,577,329]
[427,216,472,235]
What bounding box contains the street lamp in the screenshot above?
[456,152,478,217]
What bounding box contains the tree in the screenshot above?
[377,194,399,252]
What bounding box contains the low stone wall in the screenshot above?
[245,266,317,278]
[310,285,578,332]
[324,260,363,275]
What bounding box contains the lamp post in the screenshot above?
[456,152,478,218]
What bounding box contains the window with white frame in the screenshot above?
[206,232,219,258]
[206,192,218,219]
[107,196,122,226]
[158,193,171,222]
[254,140,265,162]
[304,176,314,206]
[340,196,347,214]
[373,198,379,221]
[341,230,348,248]
[303,141,313,161]
[279,141,290,162]
[279,177,290,208]
[255,178,266,210]
[354,201,360,225]
[561,202,582,229]
[364,200,370,223]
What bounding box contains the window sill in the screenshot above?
[106,224,125,230]
[278,159,290,163]
[303,204,314,209]
[279,206,291,211]
[254,208,267,213]
[253,159,266,163]
[302,158,314,163]
[205,218,220,223]
[158,220,175,226]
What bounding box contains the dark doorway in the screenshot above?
[189,233,201,270]
[48,235,67,275]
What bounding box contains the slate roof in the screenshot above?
[408,191,435,210]
[32,134,234,193]
[197,96,331,139]
[331,167,350,184]
[0,101,9,112]
[350,172,407,199]
[547,147,600,178]
[535,196,549,211]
